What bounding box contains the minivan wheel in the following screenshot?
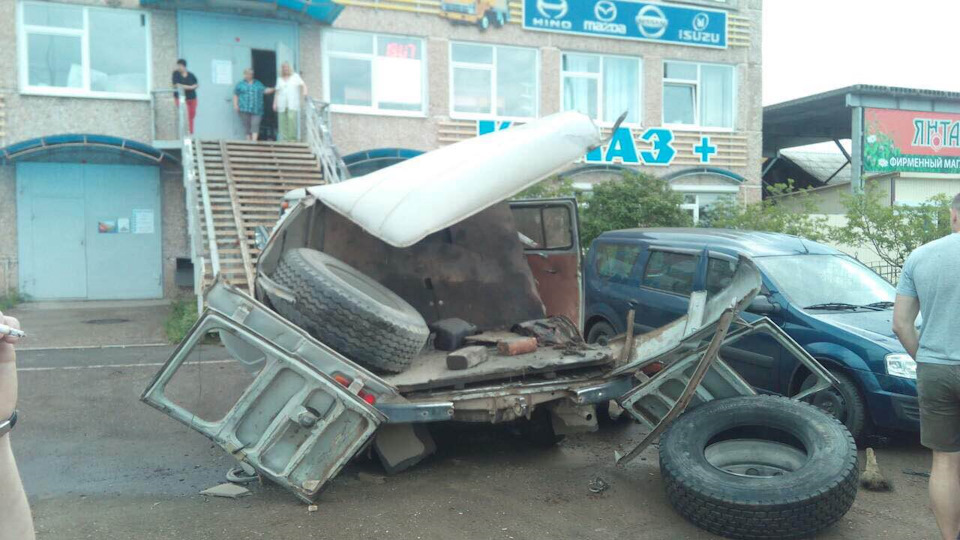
[800,369,868,444]
[586,321,615,344]
[270,248,429,373]
[659,395,858,540]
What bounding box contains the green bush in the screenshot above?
[0,290,26,311]
[702,181,831,242]
[579,171,692,247]
[164,298,199,344]
[831,187,951,267]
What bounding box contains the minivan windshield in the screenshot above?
[756,254,895,309]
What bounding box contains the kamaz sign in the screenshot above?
[523,0,727,49]
[478,120,680,166]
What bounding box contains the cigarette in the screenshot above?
[0,324,25,339]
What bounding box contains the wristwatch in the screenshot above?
[0,410,17,437]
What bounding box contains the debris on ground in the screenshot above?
[200,483,251,499]
[860,448,892,491]
[902,469,931,479]
[588,476,610,494]
[307,505,319,513]
[357,472,387,485]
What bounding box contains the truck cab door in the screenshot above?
[509,198,582,328]
[141,293,386,503]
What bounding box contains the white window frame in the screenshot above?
[662,60,736,132]
[560,52,642,127]
[672,184,739,224]
[17,1,152,100]
[448,41,539,122]
[321,29,428,118]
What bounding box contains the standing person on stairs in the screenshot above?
[234,68,274,141]
[273,62,307,142]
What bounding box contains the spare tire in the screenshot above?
[659,395,858,540]
[271,248,428,373]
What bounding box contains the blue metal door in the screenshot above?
[83,165,162,299]
[17,163,162,300]
[178,11,299,139]
[17,163,87,299]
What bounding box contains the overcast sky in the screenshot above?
[762,0,960,106]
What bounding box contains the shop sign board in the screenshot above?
[479,120,720,166]
[864,108,960,174]
[522,0,727,49]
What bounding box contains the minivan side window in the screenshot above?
[642,251,696,295]
[512,205,573,250]
[594,243,641,285]
[706,258,738,296]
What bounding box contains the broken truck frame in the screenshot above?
[142,255,836,502]
[140,111,837,503]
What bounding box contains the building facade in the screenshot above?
[0,0,763,301]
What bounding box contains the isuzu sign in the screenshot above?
[523,0,727,49]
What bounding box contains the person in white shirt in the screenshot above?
[273,62,307,141]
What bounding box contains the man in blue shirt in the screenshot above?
[894,192,960,540]
[233,68,274,141]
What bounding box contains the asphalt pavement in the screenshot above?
[10,345,941,540]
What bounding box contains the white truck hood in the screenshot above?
[306,111,602,248]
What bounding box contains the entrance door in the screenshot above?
[17,163,88,299]
[178,11,299,139]
[251,49,278,140]
[17,162,162,300]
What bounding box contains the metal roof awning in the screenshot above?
[139,0,343,24]
[0,134,175,166]
[763,84,960,157]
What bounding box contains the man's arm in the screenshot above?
[233,94,239,112]
[0,312,35,540]
[893,294,921,359]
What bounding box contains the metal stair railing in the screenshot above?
[305,98,349,184]
[175,88,219,310]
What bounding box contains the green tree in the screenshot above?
[579,171,692,247]
[703,181,831,242]
[830,187,951,267]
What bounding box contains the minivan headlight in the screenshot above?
[885,353,917,380]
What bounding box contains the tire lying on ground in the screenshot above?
[270,248,429,373]
[659,395,858,540]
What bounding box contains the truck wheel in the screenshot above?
[800,369,869,444]
[659,395,858,540]
[495,11,506,26]
[586,321,615,344]
[270,248,429,373]
[478,12,490,30]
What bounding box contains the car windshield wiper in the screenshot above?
[803,302,862,311]
[862,301,895,309]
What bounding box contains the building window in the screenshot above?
[678,191,735,224]
[450,42,537,119]
[663,61,735,129]
[562,53,641,125]
[323,30,426,116]
[18,1,150,98]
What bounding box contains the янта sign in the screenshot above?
[864,108,960,174]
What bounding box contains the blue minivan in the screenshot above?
[583,228,919,442]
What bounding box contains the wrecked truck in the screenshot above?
[142,112,858,539]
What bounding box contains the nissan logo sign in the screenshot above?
[635,4,667,38]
